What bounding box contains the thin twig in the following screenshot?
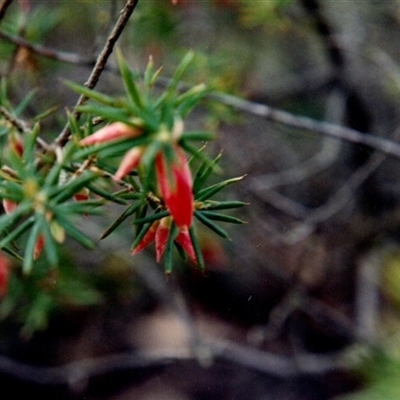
[0,0,13,23]
[0,29,96,65]
[0,105,49,150]
[0,105,28,133]
[211,91,400,160]
[54,0,140,148]
[0,338,345,388]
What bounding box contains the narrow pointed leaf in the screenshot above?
[0,216,35,249]
[180,131,216,142]
[133,210,170,225]
[101,201,144,240]
[65,80,121,107]
[55,213,95,249]
[196,175,246,201]
[116,48,144,110]
[197,200,248,210]
[38,214,58,267]
[199,211,246,224]
[87,184,128,205]
[189,225,205,272]
[194,211,230,239]
[164,223,178,274]
[130,222,152,251]
[193,152,222,193]
[179,141,222,175]
[23,221,41,274]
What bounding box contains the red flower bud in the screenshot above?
[80,122,142,146]
[2,198,18,214]
[114,146,144,181]
[156,146,193,229]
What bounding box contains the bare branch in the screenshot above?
[0,29,95,65]
[54,0,140,148]
[0,0,13,22]
[211,92,400,160]
[0,105,28,133]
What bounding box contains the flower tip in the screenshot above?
[80,122,142,146]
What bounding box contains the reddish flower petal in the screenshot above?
[156,146,193,229]
[10,133,24,158]
[0,253,9,297]
[33,234,45,260]
[2,198,18,214]
[80,122,142,146]
[73,187,90,202]
[155,218,170,262]
[114,147,144,181]
[175,229,197,263]
[131,221,158,255]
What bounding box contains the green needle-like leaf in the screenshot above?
[0,216,35,249]
[194,211,230,239]
[130,222,152,251]
[75,104,134,126]
[197,200,248,210]
[86,184,128,205]
[180,131,216,142]
[101,200,144,240]
[117,48,144,110]
[23,220,42,274]
[38,214,58,267]
[189,225,205,272]
[193,152,222,193]
[55,213,95,249]
[133,210,170,225]
[196,175,246,201]
[180,141,222,175]
[199,211,246,224]
[164,223,178,275]
[65,80,121,107]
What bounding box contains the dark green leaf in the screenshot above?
[194,211,230,239]
[101,200,144,240]
[189,225,204,272]
[199,211,246,224]
[133,210,169,225]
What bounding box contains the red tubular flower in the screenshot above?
[80,122,142,146]
[156,146,193,230]
[131,221,159,256]
[155,218,170,262]
[114,147,145,181]
[175,229,196,263]
[132,217,196,264]
[0,253,10,297]
[2,198,18,214]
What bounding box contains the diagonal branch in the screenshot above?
[0,29,96,65]
[54,0,140,148]
[211,91,400,160]
[0,0,13,23]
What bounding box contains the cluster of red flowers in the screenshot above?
[80,122,196,263]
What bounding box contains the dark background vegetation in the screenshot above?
[2,0,400,399]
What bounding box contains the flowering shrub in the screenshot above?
[0,46,245,304]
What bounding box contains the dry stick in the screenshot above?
[0,0,13,22]
[54,0,139,148]
[0,105,28,133]
[211,92,400,160]
[3,24,400,161]
[0,29,95,65]
[0,339,343,387]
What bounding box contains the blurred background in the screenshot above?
[3,0,400,399]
